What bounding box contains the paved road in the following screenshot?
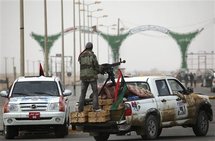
[0,125,215,141]
[0,85,215,141]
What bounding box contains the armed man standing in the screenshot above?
[78,42,101,112]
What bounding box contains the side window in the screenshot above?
[156,80,170,96]
[168,79,185,94]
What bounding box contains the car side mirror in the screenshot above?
[0,90,8,98]
[187,87,193,94]
[63,89,72,96]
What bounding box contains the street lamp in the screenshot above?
[75,0,82,53]
[86,4,101,42]
[75,0,84,50]
[77,1,101,42]
[85,8,103,42]
[90,15,108,61]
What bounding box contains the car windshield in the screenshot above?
[12,81,59,97]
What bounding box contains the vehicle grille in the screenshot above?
[20,103,48,111]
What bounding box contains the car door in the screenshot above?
[167,79,188,120]
[155,79,179,122]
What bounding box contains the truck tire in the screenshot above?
[65,117,69,135]
[93,133,110,141]
[55,121,68,138]
[4,126,18,139]
[211,87,215,93]
[141,115,159,140]
[192,110,209,136]
[157,128,162,137]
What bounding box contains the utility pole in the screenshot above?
[83,0,86,45]
[117,18,120,36]
[4,57,7,79]
[44,0,49,76]
[78,0,82,53]
[116,18,120,62]
[87,5,90,41]
[4,57,9,88]
[20,0,25,76]
[73,0,76,96]
[61,0,65,84]
[12,57,16,81]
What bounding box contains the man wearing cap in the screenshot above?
[78,42,101,112]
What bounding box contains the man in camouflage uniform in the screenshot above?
[78,42,101,112]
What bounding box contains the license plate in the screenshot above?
[29,112,40,120]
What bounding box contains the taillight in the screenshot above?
[124,103,132,116]
[59,96,65,112]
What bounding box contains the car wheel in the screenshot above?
[211,87,215,93]
[192,110,209,136]
[4,126,18,139]
[93,133,110,141]
[141,115,159,140]
[55,121,67,138]
[65,117,69,135]
[157,128,162,137]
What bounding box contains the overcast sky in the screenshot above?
[0,0,215,75]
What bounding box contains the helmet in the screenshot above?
[85,42,93,50]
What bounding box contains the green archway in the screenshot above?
[31,32,61,56]
[31,32,61,72]
[98,25,203,69]
[168,29,203,69]
[30,27,76,72]
[31,25,203,70]
[99,32,130,62]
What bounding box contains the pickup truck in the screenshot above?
[0,76,72,139]
[71,75,213,141]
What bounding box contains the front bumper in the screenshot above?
[3,112,66,126]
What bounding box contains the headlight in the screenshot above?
[48,102,59,111]
[8,104,18,112]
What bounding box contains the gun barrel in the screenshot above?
[111,59,126,67]
[100,59,126,74]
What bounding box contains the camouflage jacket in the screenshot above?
[78,50,99,81]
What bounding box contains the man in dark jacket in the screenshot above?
[78,42,101,112]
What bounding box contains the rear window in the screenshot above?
[126,82,150,91]
[12,81,59,97]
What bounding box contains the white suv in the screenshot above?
[0,76,72,139]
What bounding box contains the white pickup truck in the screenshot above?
[74,76,213,141]
[0,76,72,139]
